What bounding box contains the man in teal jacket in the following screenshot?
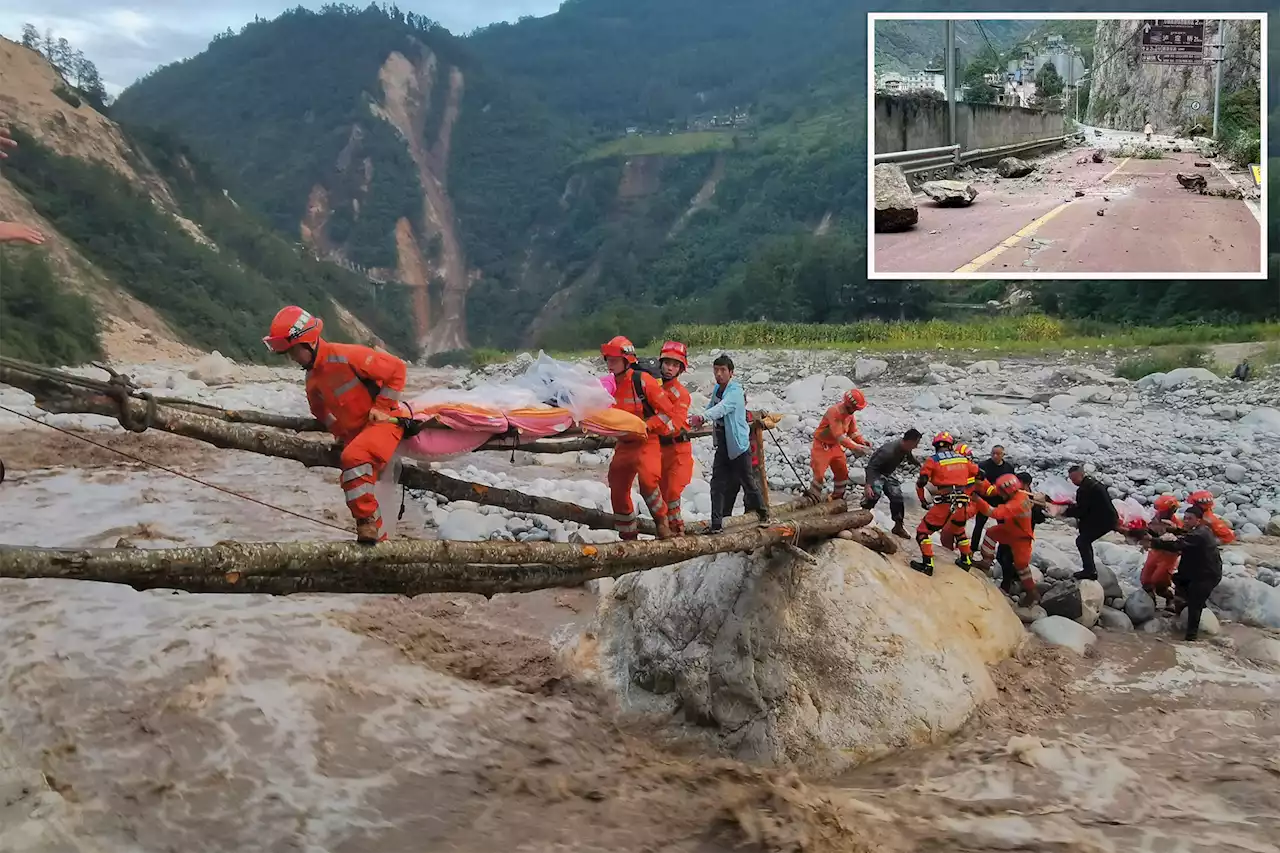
[691,354,769,533]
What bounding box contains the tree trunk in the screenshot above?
[0,362,795,535]
[0,511,876,597]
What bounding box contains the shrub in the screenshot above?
[1115,346,1210,380]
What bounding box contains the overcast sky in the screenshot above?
[0,1,562,95]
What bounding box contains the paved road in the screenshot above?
[874,127,1263,276]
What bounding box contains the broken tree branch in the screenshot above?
[0,511,875,597]
[0,362,803,535]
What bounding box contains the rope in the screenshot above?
[0,404,351,534]
[767,429,807,488]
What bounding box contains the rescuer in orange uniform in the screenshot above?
[912,431,978,575]
[1139,494,1183,608]
[1187,490,1236,545]
[970,473,1041,607]
[264,306,408,544]
[654,341,694,535]
[808,388,872,502]
[601,335,676,540]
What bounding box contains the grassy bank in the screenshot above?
[666,317,1280,353]
[423,317,1280,367]
[580,131,737,162]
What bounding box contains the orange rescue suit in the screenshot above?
[1141,511,1183,589]
[810,404,867,498]
[1203,510,1236,545]
[971,489,1037,595]
[915,451,979,563]
[608,367,676,538]
[656,377,694,534]
[306,339,408,541]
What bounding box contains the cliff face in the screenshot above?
[1085,19,1261,133]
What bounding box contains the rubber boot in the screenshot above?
[890,523,909,539]
[653,517,675,540]
[804,485,824,503]
[756,508,772,528]
[355,518,381,545]
[832,490,847,504]
[910,558,935,577]
[955,554,973,571]
[1020,584,1041,608]
[620,531,639,542]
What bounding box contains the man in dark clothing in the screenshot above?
[996,471,1048,596]
[1150,505,1223,641]
[1063,465,1120,581]
[972,445,1016,544]
[861,429,922,539]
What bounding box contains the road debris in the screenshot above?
[874,163,918,232]
[920,180,978,207]
[1177,173,1209,194]
[996,157,1035,178]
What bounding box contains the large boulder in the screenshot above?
[1041,581,1084,620]
[873,163,918,232]
[996,157,1034,178]
[1241,407,1280,434]
[581,542,1025,775]
[920,180,978,206]
[1030,616,1097,655]
[854,358,889,382]
[1158,367,1221,389]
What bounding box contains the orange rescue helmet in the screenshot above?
[659,340,689,369]
[1153,494,1180,514]
[264,306,323,353]
[995,473,1022,496]
[932,430,955,448]
[954,442,973,459]
[601,335,638,364]
[842,388,867,411]
[1187,489,1215,509]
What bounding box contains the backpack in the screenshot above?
[630,357,662,419]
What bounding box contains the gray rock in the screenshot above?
[1097,608,1134,632]
[854,358,889,382]
[874,164,918,232]
[911,390,941,410]
[1173,607,1221,636]
[1015,605,1048,624]
[1267,516,1280,537]
[1041,582,1083,621]
[1124,590,1157,625]
[1030,616,1097,655]
[996,156,1035,178]
[1077,579,1105,628]
[1225,463,1248,483]
[921,179,978,206]
[1094,563,1124,600]
[1140,616,1172,634]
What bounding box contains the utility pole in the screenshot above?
[945,20,956,149]
[1212,20,1225,138]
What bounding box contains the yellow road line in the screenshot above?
[953,203,1071,273]
[1100,156,1131,183]
[953,156,1132,274]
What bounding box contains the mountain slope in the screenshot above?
[0,37,417,364]
[873,20,1038,72]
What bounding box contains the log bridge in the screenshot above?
[0,357,893,596]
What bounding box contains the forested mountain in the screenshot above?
[102,1,1277,356]
[873,20,1037,73]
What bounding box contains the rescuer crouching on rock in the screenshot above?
[264,305,408,545]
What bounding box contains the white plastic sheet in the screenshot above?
[1039,474,1077,504]
[407,352,615,423]
[1114,497,1153,531]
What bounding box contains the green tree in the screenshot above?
[962,57,998,104]
[1035,60,1064,99]
[0,247,103,366]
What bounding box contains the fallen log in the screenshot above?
[0,362,801,535]
[0,511,875,597]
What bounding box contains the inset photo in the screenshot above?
[868,14,1267,279]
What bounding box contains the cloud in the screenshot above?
[0,1,561,95]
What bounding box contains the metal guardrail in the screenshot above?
[874,134,1073,179]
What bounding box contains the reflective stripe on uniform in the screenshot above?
[333,378,362,397]
[341,464,375,483]
[344,482,375,502]
[324,413,337,426]
[327,354,349,364]
[377,387,401,401]
[667,499,681,511]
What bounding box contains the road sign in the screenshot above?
[1250,163,1261,187]
[1140,19,1207,64]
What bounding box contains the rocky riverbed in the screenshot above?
[1,346,1278,852]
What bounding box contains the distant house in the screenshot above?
[625,126,639,136]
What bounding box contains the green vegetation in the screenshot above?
[1218,85,1261,167]
[108,2,1277,356]
[2,128,417,362]
[424,347,507,368]
[0,247,103,366]
[582,131,736,161]
[1034,61,1064,99]
[1114,347,1211,380]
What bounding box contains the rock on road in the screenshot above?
[874,125,1263,276]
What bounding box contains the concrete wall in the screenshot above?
[874,95,1065,155]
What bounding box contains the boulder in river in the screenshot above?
[582,541,1025,775]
